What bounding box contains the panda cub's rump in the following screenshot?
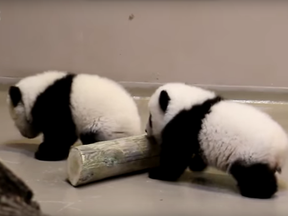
[8,71,142,161]
[70,73,142,142]
[145,82,288,199]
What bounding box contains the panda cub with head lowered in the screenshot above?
[7,71,142,161]
[145,82,288,199]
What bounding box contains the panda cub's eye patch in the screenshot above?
[9,86,22,107]
[149,114,152,128]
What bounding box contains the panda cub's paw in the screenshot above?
[189,154,208,172]
[34,149,68,161]
[34,150,50,161]
[148,167,162,180]
[148,167,178,181]
[230,161,278,199]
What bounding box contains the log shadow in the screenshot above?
[65,169,150,189]
[0,141,39,158]
[68,167,286,199]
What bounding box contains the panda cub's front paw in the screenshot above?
[34,150,48,161]
[148,167,178,181]
[148,167,162,180]
[189,154,208,172]
[34,149,68,161]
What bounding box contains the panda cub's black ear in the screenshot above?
[9,86,22,107]
[159,90,170,112]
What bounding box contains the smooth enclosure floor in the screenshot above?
[1,86,288,216]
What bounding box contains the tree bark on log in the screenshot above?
[67,134,160,187]
[0,161,48,216]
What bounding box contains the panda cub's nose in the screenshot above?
[145,129,147,133]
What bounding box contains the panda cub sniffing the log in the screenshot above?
[7,71,142,161]
[145,82,288,199]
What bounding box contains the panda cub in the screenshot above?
[145,82,288,199]
[7,71,142,161]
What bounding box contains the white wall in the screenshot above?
[0,1,288,87]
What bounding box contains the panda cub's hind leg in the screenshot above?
[80,128,130,145]
[80,131,103,145]
[189,154,208,172]
[79,127,113,145]
[229,160,278,199]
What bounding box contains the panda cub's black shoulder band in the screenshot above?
[207,95,223,106]
[201,95,223,113]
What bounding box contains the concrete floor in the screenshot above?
[1,87,288,216]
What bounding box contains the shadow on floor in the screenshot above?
[69,166,240,197]
[184,171,239,194]
[2,140,287,199]
[83,167,287,198]
[180,169,286,197]
[0,141,39,158]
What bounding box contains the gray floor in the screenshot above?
[1,88,288,216]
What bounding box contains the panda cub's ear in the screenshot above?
[9,86,22,107]
[159,90,170,112]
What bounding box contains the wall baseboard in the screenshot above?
[0,76,21,85]
[120,81,288,93]
[121,81,288,103]
[3,75,288,92]
[1,76,288,103]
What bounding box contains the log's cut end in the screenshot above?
[67,148,83,186]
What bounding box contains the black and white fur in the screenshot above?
[145,82,288,199]
[7,71,142,161]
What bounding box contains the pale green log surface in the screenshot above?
[67,134,160,186]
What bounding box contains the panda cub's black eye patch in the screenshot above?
[9,86,22,107]
[159,90,170,112]
[149,114,152,128]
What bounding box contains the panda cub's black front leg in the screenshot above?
[148,142,191,181]
[35,143,71,161]
[35,142,56,161]
[149,166,185,182]
[189,154,208,172]
[34,132,77,161]
[148,160,189,182]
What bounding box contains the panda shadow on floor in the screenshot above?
[159,168,286,198]
[175,168,240,196]
[1,139,41,158]
[1,138,83,160]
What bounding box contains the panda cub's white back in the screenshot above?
[201,100,288,172]
[145,82,288,199]
[71,73,142,139]
[8,70,142,161]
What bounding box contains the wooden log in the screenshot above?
[0,161,49,216]
[67,134,160,187]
